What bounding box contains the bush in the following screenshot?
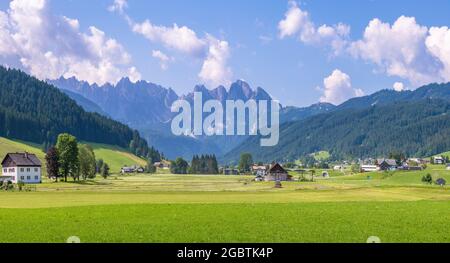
[17,181,25,191]
[422,173,433,184]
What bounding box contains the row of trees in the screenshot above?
[169,155,220,175]
[45,133,110,182]
[169,153,255,175]
[189,155,219,174]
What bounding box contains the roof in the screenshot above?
[377,159,397,166]
[269,163,287,174]
[1,153,41,167]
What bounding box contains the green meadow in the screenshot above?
[1,136,450,243]
[0,167,449,243]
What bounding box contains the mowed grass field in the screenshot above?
[1,166,450,243]
[1,136,449,242]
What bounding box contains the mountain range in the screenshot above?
[49,77,334,159]
[48,75,450,163]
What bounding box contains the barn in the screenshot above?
[265,163,289,181]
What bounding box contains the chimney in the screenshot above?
[24,152,28,159]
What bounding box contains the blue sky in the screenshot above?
[1,0,450,107]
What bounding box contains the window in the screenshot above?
[20,176,24,180]
[27,176,30,180]
[34,168,38,172]
[3,169,6,173]
[20,168,24,172]
[26,168,30,172]
[9,168,15,173]
[35,176,39,180]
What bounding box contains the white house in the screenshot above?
[251,165,268,176]
[361,165,379,172]
[1,152,42,184]
[433,156,445,165]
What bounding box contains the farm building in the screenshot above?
[265,163,289,181]
[121,165,145,174]
[377,159,397,171]
[433,156,445,164]
[154,160,171,169]
[251,165,268,176]
[1,152,42,184]
[361,165,379,172]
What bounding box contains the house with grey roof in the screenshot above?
[377,159,398,171]
[1,152,42,184]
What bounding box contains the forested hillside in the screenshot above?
[0,67,160,160]
[223,99,450,163]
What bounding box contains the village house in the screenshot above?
[265,163,289,181]
[251,164,268,177]
[361,165,379,172]
[121,165,145,174]
[433,156,445,165]
[377,159,398,171]
[1,152,42,184]
[154,160,171,169]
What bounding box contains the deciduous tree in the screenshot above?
[56,133,79,182]
[45,146,60,182]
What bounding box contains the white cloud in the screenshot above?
[277,4,450,88]
[108,0,128,14]
[349,16,450,87]
[278,1,308,38]
[278,1,350,54]
[426,26,450,82]
[131,18,232,86]
[393,82,405,92]
[133,20,206,57]
[152,50,173,70]
[320,69,364,105]
[198,36,232,87]
[0,0,140,85]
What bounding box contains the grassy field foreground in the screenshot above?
[0,169,449,243]
[1,201,449,243]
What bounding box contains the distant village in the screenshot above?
[1,148,449,188]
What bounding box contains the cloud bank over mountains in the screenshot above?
[0,0,232,88]
[0,0,449,106]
